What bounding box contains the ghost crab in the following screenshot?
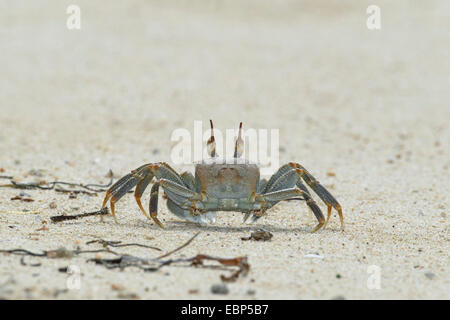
[101,120,344,232]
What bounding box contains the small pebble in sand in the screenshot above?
[331,295,346,300]
[69,193,77,199]
[28,169,44,177]
[247,289,256,296]
[117,292,140,299]
[46,247,74,259]
[241,229,273,241]
[211,284,229,295]
[35,225,49,232]
[111,284,125,291]
[424,272,436,280]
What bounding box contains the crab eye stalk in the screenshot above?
[207,119,217,158]
[233,122,244,158]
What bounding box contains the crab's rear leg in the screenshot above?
[259,188,325,232]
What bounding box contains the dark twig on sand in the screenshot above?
[50,207,109,222]
[20,256,42,267]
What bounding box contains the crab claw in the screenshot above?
[243,213,259,224]
[197,214,209,225]
[205,212,216,224]
[248,215,260,224]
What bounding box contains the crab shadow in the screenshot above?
[100,214,342,234]
[159,220,341,234]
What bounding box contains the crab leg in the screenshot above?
[102,173,135,209]
[166,199,216,224]
[148,181,164,228]
[263,168,314,202]
[159,178,206,210]
[262,163,344,230]
[159,179,200,199]
[256,178,268,193]
[101,162,188,223]
[101,173,141,223]
[134,174,154,220]
[264,168,299,193]
[180,171,196,191]
[262,163,295,193]
[259,188,325,232]
[289,162,344,230]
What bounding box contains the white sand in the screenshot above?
[0,1,448,299]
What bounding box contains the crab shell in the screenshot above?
[194,157,260,208]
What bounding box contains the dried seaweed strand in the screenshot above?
[86,239,162,252]
[0,170,114,194]
[0,232,249,282]
[156,232,200,259]
[0,247,119,257]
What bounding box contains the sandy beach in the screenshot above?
[0,1,448,299]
